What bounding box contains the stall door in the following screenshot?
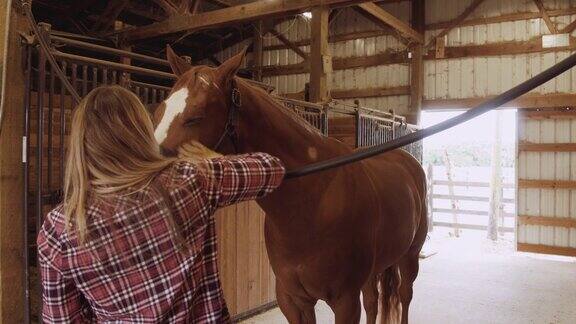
[517,109,576,257]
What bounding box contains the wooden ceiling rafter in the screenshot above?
[425,0,485,50]
[92,0,131,33]
[119,0,379,42]
[151,0,179,16]
[357,2,423,44]
[269,29,310,60]
[533,0,559,34]
[561,19,576,34]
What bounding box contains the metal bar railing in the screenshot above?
[52,35,171,67]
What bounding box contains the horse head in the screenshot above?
[154,45,246,156]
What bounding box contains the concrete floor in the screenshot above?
[240,231,576,324]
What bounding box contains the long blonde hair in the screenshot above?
[64,86,174,242]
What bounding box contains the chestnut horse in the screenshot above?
[154,46,428,324]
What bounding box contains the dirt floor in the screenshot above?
[240,230,576,324]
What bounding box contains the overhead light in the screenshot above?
[302,12,312,19]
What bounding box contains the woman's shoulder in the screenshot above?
[46,204,67,230]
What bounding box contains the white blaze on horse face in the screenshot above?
[154,87,189,144]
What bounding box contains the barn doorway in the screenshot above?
[422,109,517,246]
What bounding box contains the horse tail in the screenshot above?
[380,265,401,324]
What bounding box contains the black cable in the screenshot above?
[285,51,576,179]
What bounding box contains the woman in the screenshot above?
[37,86,285,323]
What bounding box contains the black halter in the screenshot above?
[213,80,242,152]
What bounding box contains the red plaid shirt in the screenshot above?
[38,153,284,323]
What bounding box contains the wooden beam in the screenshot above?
[151,0,178,15]
[518,215,576,228]
[284,85,410,101]
[261,49,408,77]
[357,2,423,44]
[333,85,410,99]
[561,18,576,34]
[424,36,576,60]
[533,0,559,34]
[517,243,576,257]
[264,29,394,52]
[263,35,576,78]
[121,0,377,41]
[190,0,203,14]
[518,142,576,152]
[205,0,233,7]
[423,93,576,111]
[269,29,309,60]
[310,6,330,103]
[408,0,425,124]
[92,0,130,32]
[518,109,576,119]
[252,21,264,82]
[427,7,576,30]
[0,3,27,322]
[425,0,485,50]
[518,179,576,189]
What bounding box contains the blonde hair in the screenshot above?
[64,85,175,242]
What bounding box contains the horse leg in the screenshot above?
[331,292,362,324]
[276,281,317,324]
[397,253,418,324]
[362,275,379,324]
[398,208,428,324]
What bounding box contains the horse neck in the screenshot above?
[236,80,346,169]
[234,80,351,219]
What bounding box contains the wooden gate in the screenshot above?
[517,109,576,257]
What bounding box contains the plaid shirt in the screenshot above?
[38,153,285,323]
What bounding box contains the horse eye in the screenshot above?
[184,117,204,127]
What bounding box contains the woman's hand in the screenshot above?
[178,141,223,160]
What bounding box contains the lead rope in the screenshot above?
[285,51,576,179]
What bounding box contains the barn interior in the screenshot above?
[1,0,576,323]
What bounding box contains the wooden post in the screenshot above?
[309,6,331,103]
[408,0,425,124]
[0,1,27,322]
[443,150,460,237]
[487,111,503,241]
[115,21,132,87]
[427,163,434,232]
[252,20,264,82]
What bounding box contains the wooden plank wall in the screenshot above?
[0,2,26,322]
[215,203,275,317]
[517,109,576,257]
[328,116,356,147]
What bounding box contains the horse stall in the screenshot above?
[3,1,576,324]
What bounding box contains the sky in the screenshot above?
[421,109,517,148]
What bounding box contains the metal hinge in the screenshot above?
[22,136,27,163]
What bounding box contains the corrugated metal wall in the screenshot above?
[517,111,576,255]
[425,0,576,101]
[214,0,576,113]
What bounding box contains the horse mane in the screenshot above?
[238,79,326,139]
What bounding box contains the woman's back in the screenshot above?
[37,86,284,323]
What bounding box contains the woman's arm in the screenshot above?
[37,213,96,323]
[177,142,285,208]
[202,153,285,208]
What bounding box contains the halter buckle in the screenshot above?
[231,88,242,107]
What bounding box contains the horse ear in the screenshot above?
[166,45,192,76]
[216,47,247,84]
